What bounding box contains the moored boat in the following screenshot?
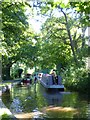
[40,74,64,91]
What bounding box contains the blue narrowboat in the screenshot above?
[40,74,64,91]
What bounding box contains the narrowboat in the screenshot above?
[17,74,32,86]
[40,74,64,91]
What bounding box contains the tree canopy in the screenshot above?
[1,2,39,79]
[1,1,89,81]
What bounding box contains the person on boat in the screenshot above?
[51,69,56,77]
[50,69,57,84]
[34,74,38,84]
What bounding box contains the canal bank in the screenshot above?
[0,88,17,119]
[0,99,17,119]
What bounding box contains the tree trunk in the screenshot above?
[61,8,78,65]
[2,65,11,80]
[0,61,2,81]
[81,27,87,48]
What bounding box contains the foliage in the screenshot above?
[1,2,39,80]
[62,65,88,93]
[1,113,12,120]
[70,2,90,26]
[39,7,87,72]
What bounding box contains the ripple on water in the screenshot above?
[59,91,71,94]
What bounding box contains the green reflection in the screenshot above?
[11,84,48,112]
[2,83,89,119]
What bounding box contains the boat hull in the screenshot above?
[40,79,64,91]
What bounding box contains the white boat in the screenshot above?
[40,74,64,91]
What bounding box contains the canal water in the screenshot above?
[2,83,90,119]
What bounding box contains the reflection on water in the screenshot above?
[10,97,23,113]
[2,83,89,119]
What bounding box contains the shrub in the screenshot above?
[1,113,12,120]
[62,65,88,93]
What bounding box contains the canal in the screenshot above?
[2,83,90,119]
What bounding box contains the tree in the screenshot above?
[40,16,72,73]
[1,2,37,80]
